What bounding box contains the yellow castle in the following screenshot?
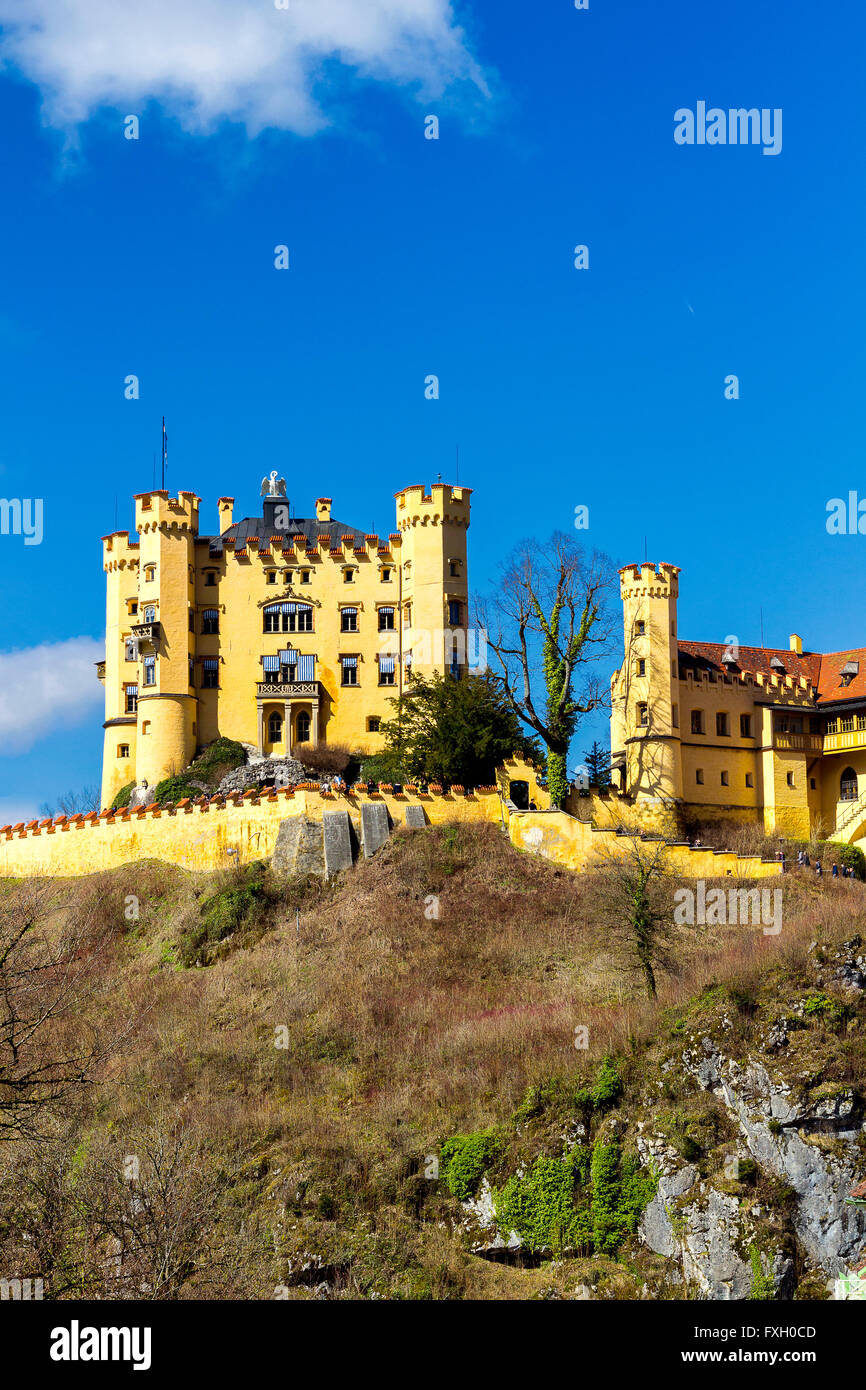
[611,561,866,848]
[99,477,471,808]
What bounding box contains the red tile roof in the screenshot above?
[677,641,866,706]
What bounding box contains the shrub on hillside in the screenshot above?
[111,781,136,810]
[177,861,272,967]
[575,1055,623,1112]
[191,738,246,785]
[439,1129,502,1201]
[838,844,866,880]
[153,739,246,805]
[495,1149,592,1255]
[153,774,198,805]
[297,742,352,776]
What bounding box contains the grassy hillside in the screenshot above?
[0,822,863,1299]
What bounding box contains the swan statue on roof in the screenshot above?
[260,470,287,498]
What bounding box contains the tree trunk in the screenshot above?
[547,746,569,809]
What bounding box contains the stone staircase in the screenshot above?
[831,787,866,841]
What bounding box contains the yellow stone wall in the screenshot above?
[1,786,780,882]
[496,756,552,810]
[0,786,502,879]
[509,811,782,880]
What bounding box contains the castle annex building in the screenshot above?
[611,561,866,846]
[99,479,471,807]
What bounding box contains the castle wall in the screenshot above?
[508,811,781,879]
[0,787,782,882]
[0,787,502,879]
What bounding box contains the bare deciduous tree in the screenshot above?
[589,832,675,998]
[81,1120,235,1300]
[0,880,108,1140]
[38,785,102,819]
[478,535,615,807]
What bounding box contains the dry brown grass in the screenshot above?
[1,821,864,1298]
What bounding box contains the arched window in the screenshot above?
[296,711,311,743]
[840,767,857,801]
[268,712,283,744]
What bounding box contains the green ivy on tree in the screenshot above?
[481,534,614,808]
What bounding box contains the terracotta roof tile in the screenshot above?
[677,641,821,686]
[677,641,866,707]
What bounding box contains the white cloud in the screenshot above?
[0,0,488,135]
[0,636,104,754]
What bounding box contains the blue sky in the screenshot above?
[0,0,864,818]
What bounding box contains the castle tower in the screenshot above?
[395,483,472,680]
[612,562,682,803]
[130,491,200,792]
[100,530,140,807]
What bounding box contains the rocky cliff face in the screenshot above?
[636,938,866,1299]
[457,937,866,1300]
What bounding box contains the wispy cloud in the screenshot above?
[0,636,104,754]
[0,0,489,136]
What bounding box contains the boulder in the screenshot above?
[272,818,325,878]
[361,801,391,857]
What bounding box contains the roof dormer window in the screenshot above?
[840,660,859,687]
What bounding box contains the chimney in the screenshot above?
[217,497,234,531]
[263,493,290,532]
[316,497,332,522]
[789,634,803,655]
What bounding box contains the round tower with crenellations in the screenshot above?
[612,561,683,804]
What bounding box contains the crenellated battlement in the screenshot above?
[102,531,140,570]
[619,560,680,600]
[0,784,503,879]
[395,482,472,531]
[134,490,200,535]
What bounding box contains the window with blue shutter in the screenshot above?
[341,606,358,633]
[143,657,156,687]
[378,606,395,631]
[202,657,219,689]
[125,684,138,713]
[341,655,358,686]
[265,601,312,633]
[202,608,219,634]
[378,655,395,686]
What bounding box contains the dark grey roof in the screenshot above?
[207,515,370,557]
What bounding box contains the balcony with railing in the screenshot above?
[822,716,866,755]
[772,731,823,753]
[256,679,320,699]
[131,621,161,646]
